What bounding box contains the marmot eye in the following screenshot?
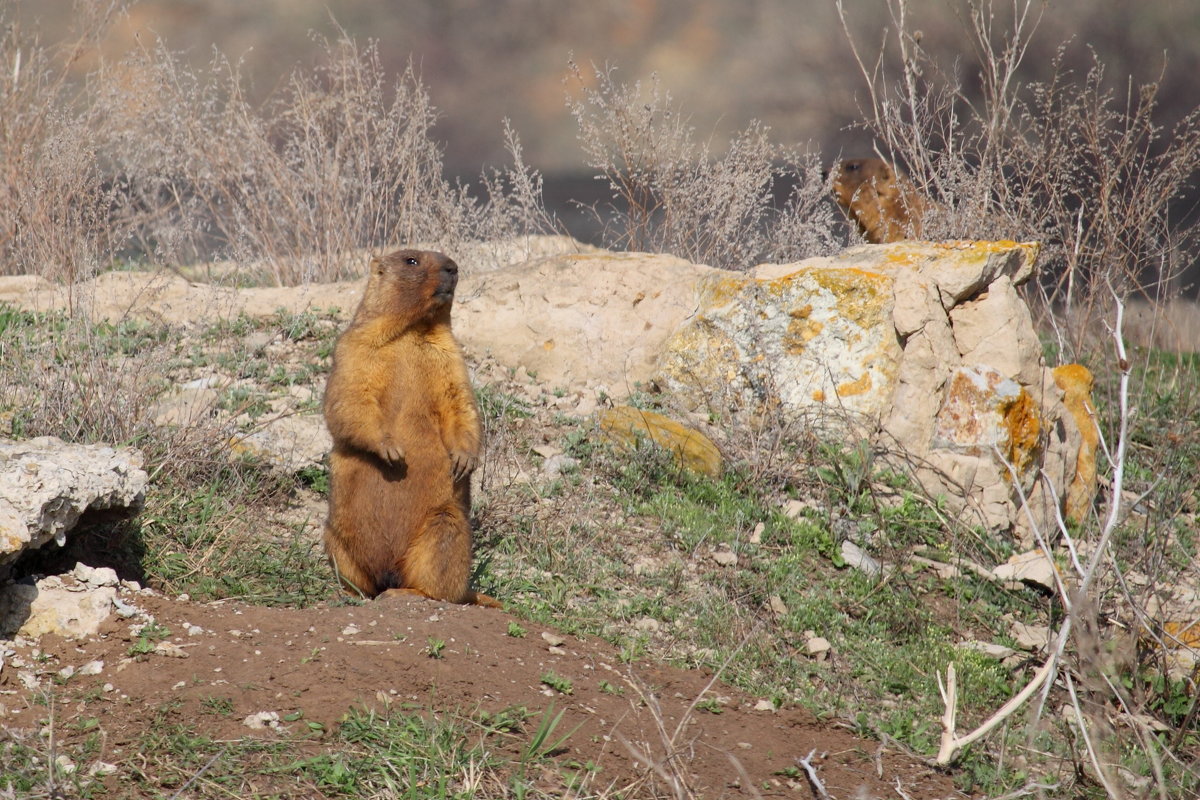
[404,257,419,266]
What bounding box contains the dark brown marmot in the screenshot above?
[831,157,929,243]
[322,249,498,607]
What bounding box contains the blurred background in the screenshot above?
[21,0,1200,180]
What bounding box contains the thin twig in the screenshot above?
[796,749,831,800]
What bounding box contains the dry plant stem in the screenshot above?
[795,749,831,800]
[936,658,1057,766]
[1064,670,1123,799]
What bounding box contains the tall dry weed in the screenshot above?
[0,3,133,283]
[567,60,840,271]
[96,32,552,284]
[1,3,554,285]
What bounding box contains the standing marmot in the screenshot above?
[831,157,929,243]
[323,249,498,607]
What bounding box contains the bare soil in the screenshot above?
[2,582,967,798]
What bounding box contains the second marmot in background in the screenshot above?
[831,157,929,243]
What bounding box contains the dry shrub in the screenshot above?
[0,2,553,285]
[837,0,1200,361]
[0,3,133,282]
[567,60,841,271]
[96,31,552,285]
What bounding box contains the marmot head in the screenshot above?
[355,249,460,326]
[830,157,898,208]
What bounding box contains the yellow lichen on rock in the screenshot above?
[1052,364,1099,522]
[598,406,723,478]
[1001,388,1042,478]
[836,374,872,398]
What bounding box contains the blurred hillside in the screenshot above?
[17,0,1200,176]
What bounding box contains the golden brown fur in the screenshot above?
[831,157,929,243]
[323,249,497,607]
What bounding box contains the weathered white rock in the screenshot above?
[455,251,722,392]
[805,635,832,659]
[658,259,901,426]
[242,711,283,731]
[1011,622,1051,652]
[0,576,117,639]
[229,415,331,473]
[840,540,882,576]
[710,547,738,567]
[992,549,1059,591]
[0,438,148,573]
[958,640,1018,661]
[149,379,222,427]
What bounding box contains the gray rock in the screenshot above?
[0,438,148,575]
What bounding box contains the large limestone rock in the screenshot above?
[454,252,723,391]
[656,252,903,425]
[0,235,595,325]
[0,438,148,578]
[652,240,1093,533]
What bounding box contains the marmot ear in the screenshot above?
[369,256,383,275]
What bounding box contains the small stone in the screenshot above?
[632,556,659,576]
[543,454,580,478]
[806,636,832,659]
[782,499,810,520]
[153,642,189,658]
[55,755,76,775]
[749,522,765,544]
[992,549,1058,591]
[57,665,75,680]
[753,700,776,712]
[633,617,661,634]
[113,597,139,618]
[341,625,361,636]
[72,563,119,587]
[957,641,1017,661]
[532,444,562,459]
[1011,622,1051,652]
[574,395,598,417]
[88,761,118,777]
[541,632,565,648]
[548,646,567,656]
[242,711,281,730]
[768,596,788,617]
[172,681,186,690]
[77,659,104,676]
[186,625,205,636]
[711,547,738,567]
[840,541,882,576]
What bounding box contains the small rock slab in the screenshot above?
[598,406,723,477]
[0,438,148,575]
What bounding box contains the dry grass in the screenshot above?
[567,60,840,271]
[0,2,556,286]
